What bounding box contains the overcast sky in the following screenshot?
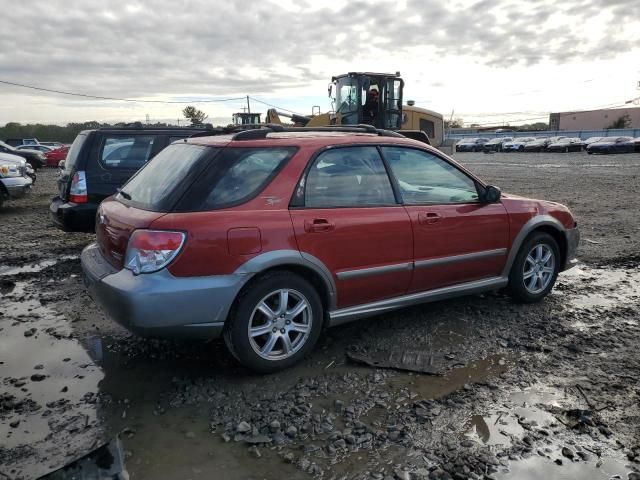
[0,0,638,126]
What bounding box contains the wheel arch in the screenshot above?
[502,215,568,277]
[231,250,336,324]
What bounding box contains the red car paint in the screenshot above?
[96,133,577,309]
[44,145,69,167]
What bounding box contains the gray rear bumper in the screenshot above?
[81,243,246,339]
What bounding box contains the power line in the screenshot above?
[247,97,305,116]
[0,79,246,104]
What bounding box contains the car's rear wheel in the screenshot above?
[224,271,323,373]
[508,232,560,303]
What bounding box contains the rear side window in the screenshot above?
[100,135,155,169]
[63,132,88,172]
[176,147,297,211]
[119,144,210,211]
[304,146,396,208]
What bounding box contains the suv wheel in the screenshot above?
[508,232,560,303]
[224,271,323,373]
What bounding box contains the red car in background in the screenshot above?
[45,145,69,167]
[81,126,580,372]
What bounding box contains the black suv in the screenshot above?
[50,126,213,232]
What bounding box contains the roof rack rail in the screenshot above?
[231,124,405,141]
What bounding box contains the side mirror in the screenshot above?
[482,185,501,203]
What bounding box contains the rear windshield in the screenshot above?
[63,133,88,172]
[118,143,211,211]
[175,147,297,211]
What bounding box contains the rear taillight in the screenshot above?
[125,230,185,275]
[69,171,88,203]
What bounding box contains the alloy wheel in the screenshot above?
[248,289,312,361]
[522,244,556,294]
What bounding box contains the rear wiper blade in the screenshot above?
[117,188,131,200]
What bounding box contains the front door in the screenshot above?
[290,146,413,308]
[380,146,509,293]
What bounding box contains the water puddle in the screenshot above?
[556,264,640,312]
[386,354,510,403]
[467,385,635,479]
[0,255,78,276]
[0,284,105,478]
[495,451,631,480]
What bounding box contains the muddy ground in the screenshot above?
[0,151,639,480]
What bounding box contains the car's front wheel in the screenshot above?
[508,232,560,303]
[224,271,323,373]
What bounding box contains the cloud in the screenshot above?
[0,0,638,123]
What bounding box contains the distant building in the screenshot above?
[549,106,640,130]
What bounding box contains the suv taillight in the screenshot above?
[125,230,185,275]
[69,171,88,203]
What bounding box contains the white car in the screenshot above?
[502,137,536,152]
[0,152,33,208]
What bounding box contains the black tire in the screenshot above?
[223,271,323,373]
[508,232,560,303]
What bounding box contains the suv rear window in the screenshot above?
[119,143,211,211]
[63,132,88,172]
[100,135,155,169]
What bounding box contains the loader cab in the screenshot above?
[232,112,262,125]
[330,72,403,130]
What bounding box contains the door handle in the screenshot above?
[418,212,442,225]
[304,218,335,233]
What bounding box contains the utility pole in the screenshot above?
[246,95,251,114]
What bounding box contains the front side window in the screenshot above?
[305,146,396,208]
[100,135,155,169]
[382,147,479,204]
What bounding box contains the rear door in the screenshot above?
[85,133,165,204]
[289,145,413,308]
[381,146,509,293]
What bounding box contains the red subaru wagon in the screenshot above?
[81,126,579,372]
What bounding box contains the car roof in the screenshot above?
[183,131,430,149]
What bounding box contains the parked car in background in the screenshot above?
[579,137,603,150]
[50,125,216,232]
[586,136,636,154]
[546,137,583,153]
[502,137,536,152]
[4,138,39,147]
[81,126,579,372]
[0,140,46,169]
[16,144,53,153]
[0,152,33,209]
[44,145,70,167]
[39,141,64,148]
[483,137,513,152]
[455,138,489,152]
[523,136,565,152]
[633,138,640,153]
